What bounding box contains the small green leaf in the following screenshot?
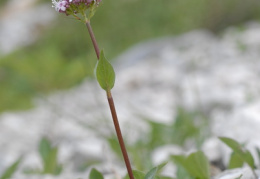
[156,162,168,173]
[172,151,210,179]
[133,170,146,179]
[228,152,244,169]
[124,162,168,179]
[243,151,255,169]
[96,50,115,91]
[186,151,210,179]
[39,137,52,163]
[89,168,104,179]
[171,155,186,167]
[43,147,62,175]
[219,137,243,153]
[175,165,193,179]
[145,167,158,179]
[124,170,146,179]
[219,137,255,169]
[0,158,22,179]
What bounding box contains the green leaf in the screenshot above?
[123,162,168,179]
[228,152,244,169]
[186,151,210,179]
[219,137,255,169]
[243,151,255,169]
[89,168,104,179]
[145,167,158,179]
[124,170,146,179]
[145,162,169,179]
[133,170,146,179]
[156,162,168,173]
[39,137,52,163]
[171,155,186,167]
[172,151,210,179]
[43,147,62,175]
[96,50,115,91]
[0,158,22,179]
[172,156,193,178]
[175,165,193,179]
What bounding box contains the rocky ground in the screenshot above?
[0,2,260,177]
[0,0,55,55]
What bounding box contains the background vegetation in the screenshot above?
[0,0,260,112]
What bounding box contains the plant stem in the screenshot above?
[86,21,100,59]
[85,20,135,179]
[106,90,135,179]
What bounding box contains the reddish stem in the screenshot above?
[106,90,135,179]
[86,21,100,59]
[86,21,135,179]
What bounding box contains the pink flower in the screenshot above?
[52,0,102,17]
[52,0,68,12]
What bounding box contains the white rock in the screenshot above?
[0,1,56,56]
[214,167,260,179]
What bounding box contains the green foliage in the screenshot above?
[0,46,88,112]
[144,162,168,179]
[175,165,193,179]
[219,137,255,169]
[0,158,22,179]
[131,170,145,179]
[42,147,62,175]
[228,152,244,169]
[144,167,158,179]
[148,107,208,149]
[107,108,208,171]
[0,0,8,6]
[172,151,210,179]
[39,138,52,163]
[108,135,154,171]
[89,168,104,179]
[156,162,168,174]
[124,162,169,179]
[39,138,62,175]
[25,137,62,175]
[95,50,115,91]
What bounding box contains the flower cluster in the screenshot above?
[52,0,101,17]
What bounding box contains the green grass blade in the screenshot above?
[0,158,22,179]
[145,167,158,179]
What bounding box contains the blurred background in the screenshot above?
[1,0,260,112]
[0,0,260,178]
